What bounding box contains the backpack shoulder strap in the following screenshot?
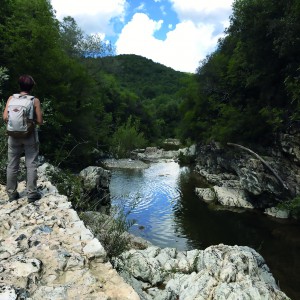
[25,95,35,101]
[29,96,35,106]
[11,94,34,100]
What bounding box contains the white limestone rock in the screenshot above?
[114,244,290,300]
[0,162,140,300]
[265,207,290,219]
[79,166,111,189]
[101,158,149,169]
[213,185,254,208]
[0,286,18,300]
[83,238,106,259]
[195,187,215,201]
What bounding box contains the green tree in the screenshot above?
[110,116,147,158]
[0,0,116,168]
[0,67,9,184]
[180,0,300,146]
[59,16,84,58]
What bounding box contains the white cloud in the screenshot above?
[169,0,233,17]
[115,13,163,62]
[50,0,234,73]
[115,1,234,72]
[136,2,146,12]
[169,0,233,28]
[51,0,126,35]
[116,13,221,73]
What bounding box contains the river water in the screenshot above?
[109,161,300,299]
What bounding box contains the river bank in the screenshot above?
[0,164,139,300]
[0,160,293,299]
[108,160,296,299]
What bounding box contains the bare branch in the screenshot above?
[227,142,289,191]
[56,140,89,168]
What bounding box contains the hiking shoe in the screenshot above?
[28,192,42,203]
[9,192,20,202]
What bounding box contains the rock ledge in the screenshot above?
[0,163,139,300]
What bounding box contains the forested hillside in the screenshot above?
[98,54,191,139]
[0,0,187,168]
[99,54,189,98]
[1,0,300,169]
[180,0,300,147]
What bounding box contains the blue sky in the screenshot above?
[51,0,234,73]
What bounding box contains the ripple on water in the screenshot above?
[110,162,189,248]
[109,161,300,299]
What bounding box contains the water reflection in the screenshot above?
[109,161,300,299]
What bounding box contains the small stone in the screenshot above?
[3,222,11,230]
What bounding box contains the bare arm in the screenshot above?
[34,98,43,125]
[2,96,12,122]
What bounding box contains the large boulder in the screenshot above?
[194,142,300,210]
[113,244,290,300]
[79,166,111,211]
[213,185,254,208]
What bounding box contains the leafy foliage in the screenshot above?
[180,0,300,147]
[110,116,147,158]
[45,166,82,207]
[99,54,189,97]
[81,209,136,259]
[278,196,300,219]
[0,67,8,184]
[97,54,190,140]
[1,0,299,169]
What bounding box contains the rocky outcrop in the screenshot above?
[113,244,290,300]
[131,145,196,162]
[132,147,178,161]
[279,129,300,163]
[194,141,300,213]
[0,161,292,299]
[79,166,111,211]
[101,159,149,169]
[0,164,139,300]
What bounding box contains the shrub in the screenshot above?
[110,116,147,158]
[278,196,300,219]
[81,207,136,259]
[47,165,137,258]
[45,166,83,208]
[0,67,9,185]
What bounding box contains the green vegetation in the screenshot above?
[0,67,8,184]
[81,209,136,258]
[110,116,147,158]
[279,196,300,219]
[180,0,300,148]
[1,0,300,167]
[0,0,188,169]
[45,166,83,208]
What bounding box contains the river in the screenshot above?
[109,161,300,299]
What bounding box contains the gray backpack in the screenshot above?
[7,94,35,138]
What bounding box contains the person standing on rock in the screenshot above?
[2,75,43,202]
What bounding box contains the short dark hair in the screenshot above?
[18,75,35,92]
